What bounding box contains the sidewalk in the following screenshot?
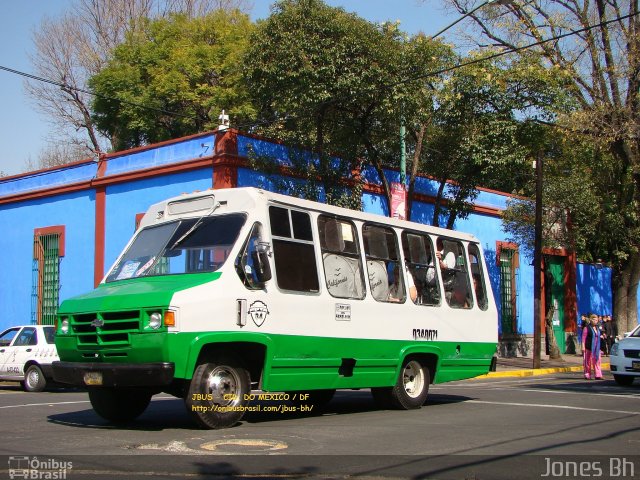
[484,353,611,378]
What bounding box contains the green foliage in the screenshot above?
[248,147,363,211]
[501,132,640,269]
[89,10,255,150]
[243,0,452,209]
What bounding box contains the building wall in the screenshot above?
[0,190,96,326]
[576,262,613,317]
[0,129,620,340]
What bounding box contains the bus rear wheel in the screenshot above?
[373,359,430,410]
[186,357,250,429]
[88,387,152,423]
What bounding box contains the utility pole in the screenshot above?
[533,151,543,369]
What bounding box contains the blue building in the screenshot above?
[0,128,613,356]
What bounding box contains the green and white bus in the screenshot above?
[53,187,497,429]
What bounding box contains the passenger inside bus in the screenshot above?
[437,237,472,309]
[363,225,405,303]
[319,217,364,299]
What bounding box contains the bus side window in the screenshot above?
[437,237,473,309]
[318,216,365,299]
[402,232,440,306]
[269,206,320,293]
[468,244,488,310]
[236,222,271,289]
[363,224,405,303]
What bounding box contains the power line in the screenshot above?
[0,9,637,153]
[0,65,192,119]
[395,11,640,87]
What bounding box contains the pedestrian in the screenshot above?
[598,314,608,356]
[582,314,603,380]
[604,315,616,354]
[577,314,587,355]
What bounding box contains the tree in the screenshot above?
[26,0,253,164]
[406,53,564,226]
[243,0,452,210]
[24,140,92,172]
[90,10,255,150]
[446,0,640,330]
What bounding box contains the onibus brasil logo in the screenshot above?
[8,456,72,479]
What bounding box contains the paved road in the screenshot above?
[1,371,638,479]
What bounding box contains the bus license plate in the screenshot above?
[83,372,103,386]
[632,361,640,371]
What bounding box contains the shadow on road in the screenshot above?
[46,389,473,431]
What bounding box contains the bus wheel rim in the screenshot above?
[206,366,241,406]
[403,361,424,398]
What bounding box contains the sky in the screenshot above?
[0,0,455,177]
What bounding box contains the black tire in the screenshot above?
[390,358,430,409]
[23,364,47,392]
[290,389,335,409]
[88,388,152,423]
[613,374,635,386]
[185,357,251,429]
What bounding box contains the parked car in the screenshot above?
[0,325,59,391]
[609,323,640,386]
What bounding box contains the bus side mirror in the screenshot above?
[252,242,272,283]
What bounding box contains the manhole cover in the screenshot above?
[200,439,288,453]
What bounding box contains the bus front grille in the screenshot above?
[71,311,140,346]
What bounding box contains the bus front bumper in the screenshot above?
[52,361,175,387]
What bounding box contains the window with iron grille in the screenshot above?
[32,226,65,325]
[497,242,519,335]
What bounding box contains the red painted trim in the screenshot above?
[0,181,92,205]
[34,225,66,257]
[213,164,238,189]
[135,213,145,230]
[495,241,519,267]
[91,157,215,188]
[94,187,106,287]
[104,130,216,160]
[542,249,578,335]
[564,251,578,333]
[0,159,95,181]
[214,130,238,156]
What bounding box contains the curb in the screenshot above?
[477,363,611,379]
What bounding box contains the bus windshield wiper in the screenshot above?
[168,202,219,250]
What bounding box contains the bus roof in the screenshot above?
[142,187,481,243]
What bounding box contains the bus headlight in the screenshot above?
[149,312,162,329]
[60,318,70,334]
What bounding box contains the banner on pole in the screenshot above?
[390,182,407,220]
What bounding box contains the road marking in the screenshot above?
[442,382,640,399]
[467,399,640,415]
[0,400,90,409]
[0,395,175,409]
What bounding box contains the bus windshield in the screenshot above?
[105,213,246,282]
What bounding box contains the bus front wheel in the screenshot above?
[88,387,152,423]
[186,357,250,429]
[373,359,430,410]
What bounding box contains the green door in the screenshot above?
[547,257,565,353]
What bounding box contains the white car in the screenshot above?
[0,325,59,392]
[610,323,640,386]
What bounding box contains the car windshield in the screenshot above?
[106,214,246,282]
[43,326,55,344]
